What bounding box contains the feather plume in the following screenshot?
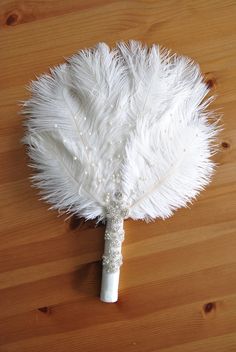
[22,41,220,302]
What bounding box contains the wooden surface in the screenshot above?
[0,0,236,351]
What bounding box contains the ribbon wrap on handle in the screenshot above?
[100,192,129,303]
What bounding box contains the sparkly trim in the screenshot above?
[102,192,129,273]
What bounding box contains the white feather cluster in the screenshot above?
[22,41,219,222]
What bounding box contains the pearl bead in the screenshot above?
[85,171,88,175]
[85,146,88,150]
[80,132,83,136]
[88,132,92,136]
[109,122,112,126]
[84,116,87,121]
[73,156,77,160]
[54,124,58,128]
[110,104,114,108]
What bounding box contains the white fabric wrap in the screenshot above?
[100,216,124,303]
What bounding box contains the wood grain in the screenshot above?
[0,0,236,351]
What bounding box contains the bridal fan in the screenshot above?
[22,41,219,303]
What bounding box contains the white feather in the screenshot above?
[22,41,219,222]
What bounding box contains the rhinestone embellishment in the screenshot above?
[102,192,129,273]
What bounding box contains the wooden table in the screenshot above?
[0,1,236,351]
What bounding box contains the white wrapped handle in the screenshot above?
[100,216,124,303]
[100,271,120,303]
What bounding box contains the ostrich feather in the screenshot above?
[22,41,219,303]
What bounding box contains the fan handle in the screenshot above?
[100,217,124,303]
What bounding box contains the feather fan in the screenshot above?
[22,41,219,303]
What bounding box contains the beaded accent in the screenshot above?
[102,191,129,273]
